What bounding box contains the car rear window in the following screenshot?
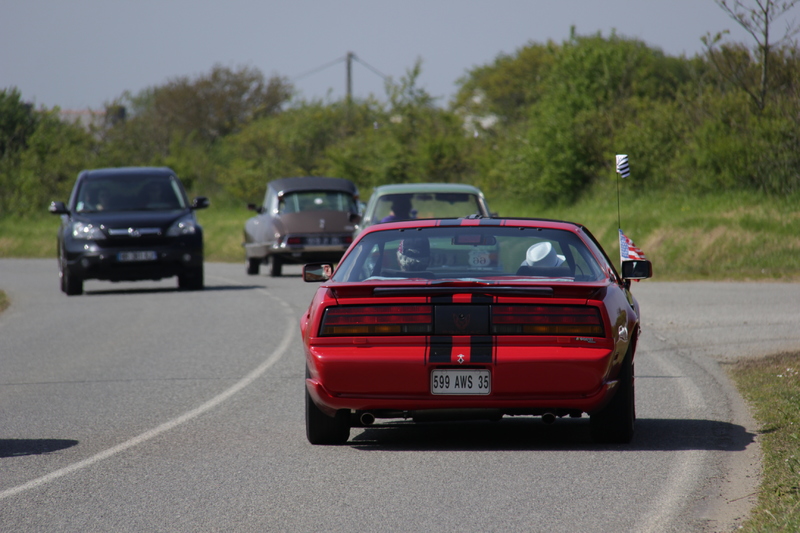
[279,191,357,214]
[373,193,484,222]
[334,226,606,283]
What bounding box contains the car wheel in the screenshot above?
[590,346,635,444]
[58,256,67,292]
[270,255,283,277]
[305,376,350,445]
[246,258,260,275]
[178,265,204,291]
[63,265,83,296]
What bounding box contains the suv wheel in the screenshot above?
[63,268,83,296]
[178,265,204,291]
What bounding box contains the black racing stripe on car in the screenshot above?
[477,218,504,226]
[470,295,493,304]
[470,336,493,363]
[430,336,453,363]
[431,295,455,304]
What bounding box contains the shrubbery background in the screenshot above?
[2,28,799,216]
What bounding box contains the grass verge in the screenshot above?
[727,353,800,531]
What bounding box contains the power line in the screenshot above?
[291,53,389,94]
[351,54,388,82]
[291,55,348,82]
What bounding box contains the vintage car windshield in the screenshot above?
[372,192,484,222]
[279,191,357,214]
[75,176,187,212]
[333,226,607,282]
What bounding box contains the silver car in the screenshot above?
[243,177,361,276]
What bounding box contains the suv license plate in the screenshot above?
[431,369,491,395]
[118,251,158,262]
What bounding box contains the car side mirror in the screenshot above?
[303,263,334,282]
[49,201,69,215]
[247,203,265,214]
[191,196,210,209]
[349,212,362,224]
[621,260,653,280]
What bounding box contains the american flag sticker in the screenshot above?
[615,154,630,178]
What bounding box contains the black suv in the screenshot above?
[49,167,209,295]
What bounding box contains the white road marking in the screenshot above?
[0,277,294,501]
[636,345,708,533]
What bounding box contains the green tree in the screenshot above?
[321,61,474,190]
[0,88,37,158]
[218,100,378,201]
[705,0,800,111]
[0,108,95,215]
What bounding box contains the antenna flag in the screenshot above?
[615,154,630,178]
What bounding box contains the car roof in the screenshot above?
[369,182,485,197]
[79,167,178,180]
[360,216,586,233]
[268,176,358,195]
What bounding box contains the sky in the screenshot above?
[1,1,760,111]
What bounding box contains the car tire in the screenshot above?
[270,255,283,277]
[178,264,204,291]
[61,259,83,296]
[246,258,260,275]
[305,375,350,445]
[590,346,635,444]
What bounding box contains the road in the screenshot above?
[2,259,798,532]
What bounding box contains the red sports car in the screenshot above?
[301,216,652,445]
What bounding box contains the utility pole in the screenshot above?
[346,51,354,103]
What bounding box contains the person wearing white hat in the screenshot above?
[521,241,565,268]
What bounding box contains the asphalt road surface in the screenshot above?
[2,259,799,532]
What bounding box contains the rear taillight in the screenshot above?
[492,305,605,336]
[320,305,433,336]
[286,236,303,245]
[343,236,353,244]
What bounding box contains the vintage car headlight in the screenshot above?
[71,222,106,240]
[166,216,197,236]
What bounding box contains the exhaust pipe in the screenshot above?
[360,412,376,426]
[541,412,556,425]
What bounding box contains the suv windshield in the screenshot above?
[75,176,187,212]
[334,226,606,283]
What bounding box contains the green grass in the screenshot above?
[492,185,800,281]
[728,353,800,531]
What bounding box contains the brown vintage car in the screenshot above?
[243,177,361,276]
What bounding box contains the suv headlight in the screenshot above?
[72,222,106,240]
[167,215,197,236]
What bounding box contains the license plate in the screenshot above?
[117,251,157,262]
[431,369,491,395]
[306,236,341,246]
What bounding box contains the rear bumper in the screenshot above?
[305,342,622,417]
[244,241,349,263]
[306,377,619,417]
